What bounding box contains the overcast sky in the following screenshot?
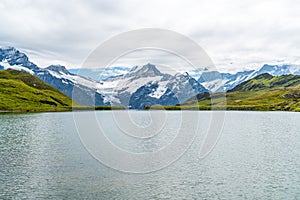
[1,0,300,73]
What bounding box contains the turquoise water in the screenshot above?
[0,111,299,199]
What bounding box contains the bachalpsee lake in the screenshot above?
[0,111,300,199]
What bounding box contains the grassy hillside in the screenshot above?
[149,73,300,112]
[0,69,79,112]
[229,73,300,91]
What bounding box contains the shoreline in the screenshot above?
[0,106,125,114]
[1,107,299,114]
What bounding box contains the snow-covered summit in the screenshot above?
[0,46,39,71]
[125,63,163,78]
[46,65,72,75]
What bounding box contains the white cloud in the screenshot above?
[0,0,300,72]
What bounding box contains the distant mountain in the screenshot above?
[0,69,77,112]
[197,69,256,91]
[257,64,300,76]
[181,73,300,112]
[69,67,131,81]
[98,63,208,109]
[196,64,300,92]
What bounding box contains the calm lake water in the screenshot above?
[0,111,300,199]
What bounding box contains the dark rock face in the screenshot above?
[129,83,179,109]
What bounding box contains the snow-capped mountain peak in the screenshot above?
[98,63,208,108]
[125,63,163,78]
[46,65,72,75]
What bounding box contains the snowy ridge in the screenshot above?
[0,60,34,74]
[47,69,102,89]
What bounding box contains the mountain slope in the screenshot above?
[180,73,300,112]
[0,69,77,112]
[35,65,109,106]
[0,47,108,106]
[229,73,300,92]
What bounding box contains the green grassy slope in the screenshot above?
[149,73,300,112]
[229,73,300,92]
[0,69,78,112]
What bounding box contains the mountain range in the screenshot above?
[179,73,300,112]
[1,46,300,109]
[69,64,300,92]
[197,64,300,91]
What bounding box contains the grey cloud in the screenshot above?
[0,0,299,72]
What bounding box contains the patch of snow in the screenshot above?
[0,60,34,74]
[47,69,102,89]
[118,76,163,94]
[101,92,121,104]
[288,65,300,74]
[62,80,69,84]
[201,79,226,92]
[149,81,168,98]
